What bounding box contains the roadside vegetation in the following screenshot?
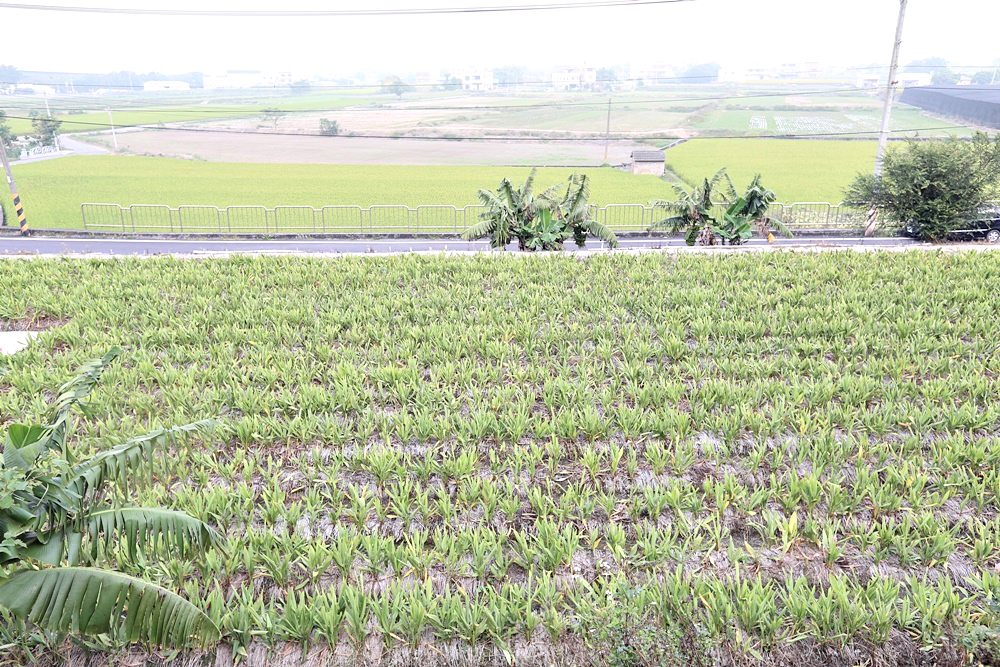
[651,170,790,245]
[1,253,998,665]
[845,133,1000,241]
[462,170,618,249]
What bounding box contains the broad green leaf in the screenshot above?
[0,567,220,646]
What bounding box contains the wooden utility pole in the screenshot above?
[602,97,612,164]
[0,138,29,234]
[867,0,908,237]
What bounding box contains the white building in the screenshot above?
[630,150,666,176]
[204,70,294,90]
[637,66,675,88]
[461,70,495,92]
[142,80,191,92]
[719,67,771,83]
[414,72,436,87]
[552,67,598,91]
[12,83,56,96]
[855,71,933,91]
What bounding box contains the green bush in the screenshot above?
[845,134,1000,241]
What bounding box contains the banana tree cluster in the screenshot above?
[462,169,619,250]
[652,169,791,245]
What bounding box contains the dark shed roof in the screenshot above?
[631,150,665,162]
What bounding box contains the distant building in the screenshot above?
[414,72,436,87]
[719,67,771,83]
[12,83,56,96]
[630,150,665,176]
[143,80,191,92]
[721,63,826,83]
[461,70,495,92]
[856,72,933,91]
[552,67,598,91]
[637,66,675,88]
[204,70,294,90]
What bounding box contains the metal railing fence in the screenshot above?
[81,201,875,233]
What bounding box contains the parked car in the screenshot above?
[904,214,1000,243]
[949,216,1000,243]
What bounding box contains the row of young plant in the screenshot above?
[0,253,999,661]
[174,572,995,659]
[461,169,789,250]
[38,371,995,445]
[6,411,993,658]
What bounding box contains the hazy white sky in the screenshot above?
[3,0,999,76]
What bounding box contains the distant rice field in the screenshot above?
[5,156,669,229]
[667,139,878,203]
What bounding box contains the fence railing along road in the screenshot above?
[81,202,871,234]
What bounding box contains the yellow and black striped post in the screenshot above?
[1,137,29,236]
[12,193,28,235]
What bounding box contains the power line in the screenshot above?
[0,0,694,16]
[0,113,971,140]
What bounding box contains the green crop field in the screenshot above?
[2,109,248,135]
[668,139,879,202]
[693,105,969,138]
[5,156,670,228]
[1,253,999,665]
[2,92,384,135]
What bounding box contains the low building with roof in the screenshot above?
[630,149,665,176]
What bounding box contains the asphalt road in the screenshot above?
[10,135,108,166]
[0,235,919,256]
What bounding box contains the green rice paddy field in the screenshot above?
[1,252,999,666]
[6,140,877,229]
[2,92,384,136]
[667,139,877,203]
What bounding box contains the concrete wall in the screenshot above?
[632,161,664,176]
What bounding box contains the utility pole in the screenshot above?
[874,0,908,179]
[0,138,29,235]
[867,0,908,237]
[107,107,119,152]
[602,97,612,164]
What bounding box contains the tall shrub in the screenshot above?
[845,133,1000,241]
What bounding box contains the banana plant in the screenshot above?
[0,349,220,647]
[652,171,790,245]
[719,175,790,245]
[521,209,571,251]
[463,171,618,250]
[713,200,755,245]
[548,174,619,248]
[650,168,735,246]
[462,169,559,249]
